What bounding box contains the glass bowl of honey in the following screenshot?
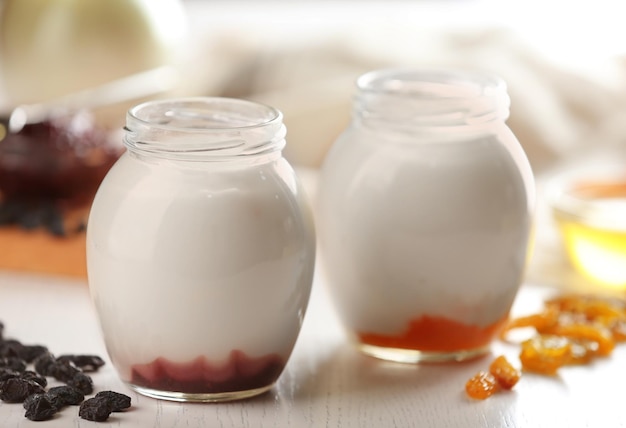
[551,178,626,290]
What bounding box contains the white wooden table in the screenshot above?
[0,268,624,428]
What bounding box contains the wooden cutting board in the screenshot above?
[0,227,87,278]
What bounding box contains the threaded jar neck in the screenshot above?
[354,68,511,131]
[124,97,286,162]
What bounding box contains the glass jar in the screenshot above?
[87,97,316,402]
[318,69,534,363]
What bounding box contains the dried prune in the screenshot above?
[95,390,131,412]
[0,201,21,224]
[0,356,26,372]
[19,206,45,229]
[23,393,57,421]
[0,319,130,423]
[67,372,94,395]
[22,392,44,409]
[49,361,80,383]
[0,369,20,382]
[57,354,105,372]
[45,208,66,236]
[0,377,45,403]
[79,397,113,422]
[18,345,49,363]
[33,352,57,376]
[0,339,22,358]
[0,340,48,363]
[20,370,47,388]
[46,385,84,408]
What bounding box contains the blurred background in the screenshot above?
[1,0,626,290]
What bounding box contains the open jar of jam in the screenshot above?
[87,97,316,401]
[0,111,120,234]
[317,68,535,363]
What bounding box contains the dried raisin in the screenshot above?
[0,356,27,372]
[0,377,45,403]
[500,307,559,339]
[20,370,47,388]
[49,361,80,383]
[0,320,126,422]
[57,354,105,372]
[33,352,57,377]
[79,397,113,422]
[0,339,23,358]
[488,355,520,389]
[519,335,571,375]
[18,345,49,363]
[0,369,20,382]
[46,385,84,408]
[465,371,499,400]
[0,340,48,363]
[95,390,131,412]
[67,372,94,395]
[23,393,57,421]
[541,323,614,356]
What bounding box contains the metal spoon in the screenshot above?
[0,65,179,138]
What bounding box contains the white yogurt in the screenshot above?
[87,98,316,401]
[320,132,532,330]
[317,69,535,362]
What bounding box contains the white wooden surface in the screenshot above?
[0,268,624,428]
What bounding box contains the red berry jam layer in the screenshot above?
[130,350,285,394]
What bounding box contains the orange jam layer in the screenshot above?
[358,314,509,352]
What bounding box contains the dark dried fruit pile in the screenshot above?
[0,319,131,422]
[0,112,121,236]
[0,200,76,237]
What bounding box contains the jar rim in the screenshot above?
[356,68,507,98]
[354,68,511,129]
[127,97,282,132]
[124,97,286,162]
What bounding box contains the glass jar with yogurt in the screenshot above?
[317,69,535,363]
[87,97,316,402]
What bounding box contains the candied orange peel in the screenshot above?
[488,355,521,390]
[502,293,626,374]
[465,293,626,400]
[465,370,499,400]
[465,355,520,400]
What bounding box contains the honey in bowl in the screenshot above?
[552,179,626,289]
